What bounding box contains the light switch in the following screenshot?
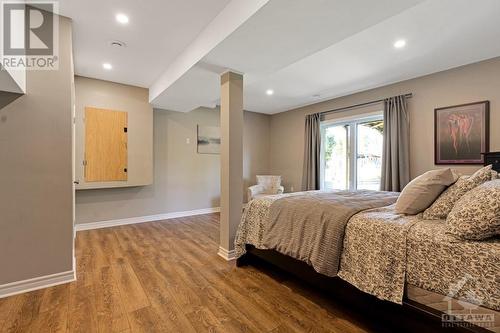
[186,138,190,144]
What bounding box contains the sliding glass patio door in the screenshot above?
[320,114,384,191]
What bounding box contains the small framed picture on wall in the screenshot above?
[197,125,221,154]
[434,101,489,165]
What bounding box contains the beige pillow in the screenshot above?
[395,168,458,215]
[446,179,500,240]
[422,165,494,220]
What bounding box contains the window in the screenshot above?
[320,113,383,191]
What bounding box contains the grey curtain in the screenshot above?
[302,113,321,190]
[381,95,410,192]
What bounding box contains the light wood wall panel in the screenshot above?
[84,107,128,182]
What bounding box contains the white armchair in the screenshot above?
[247,175,284,202]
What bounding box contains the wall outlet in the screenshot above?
[186,138,190,144]
[290,186,294,192]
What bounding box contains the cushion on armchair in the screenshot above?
[248,175,284,201]
[256,175,282,194]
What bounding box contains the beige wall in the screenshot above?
[0,16,74,284]
[270,57,500,192]
[75,107,270,224]
[243,108,271,194]
[77,50,500,225]
[74,76,153,189]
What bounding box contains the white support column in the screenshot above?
[218,71,243,261]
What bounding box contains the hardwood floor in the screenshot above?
[0,214,444,333]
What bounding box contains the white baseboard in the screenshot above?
[75,207,221,232]
[217,246,236,261]
[0,270,75,299]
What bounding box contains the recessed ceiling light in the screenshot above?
[394,39,406,49]
[116,13,129,24]
[102,63,112,70]
[266,89,274,96]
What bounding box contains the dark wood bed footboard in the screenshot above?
[237,245,492,333]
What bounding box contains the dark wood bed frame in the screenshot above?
[237,245,491,333]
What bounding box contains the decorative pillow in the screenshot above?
[395,168,457,215]
[422,165,493,220]
[446,179,500,240]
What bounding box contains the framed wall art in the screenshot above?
[434,101,489,165]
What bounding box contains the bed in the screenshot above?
[235,190,500,332]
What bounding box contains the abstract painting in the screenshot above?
[435,101,489,164]
[197,125,221,154]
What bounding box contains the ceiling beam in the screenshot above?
[148,0,269,104]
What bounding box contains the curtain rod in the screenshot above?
[319,93,413,116]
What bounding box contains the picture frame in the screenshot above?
[434,101,489,165]
[197,125,221,154]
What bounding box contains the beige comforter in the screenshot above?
[235,190,399,276]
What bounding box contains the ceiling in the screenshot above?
[63,0,500,114]
[58,0,231,87]
[231,0,500,113]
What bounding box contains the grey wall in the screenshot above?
[74,76,153,189]
[75,107,270,224]
[0,16,74,284]
[269,57,500,192]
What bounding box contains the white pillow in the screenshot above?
[395,168,458,215]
